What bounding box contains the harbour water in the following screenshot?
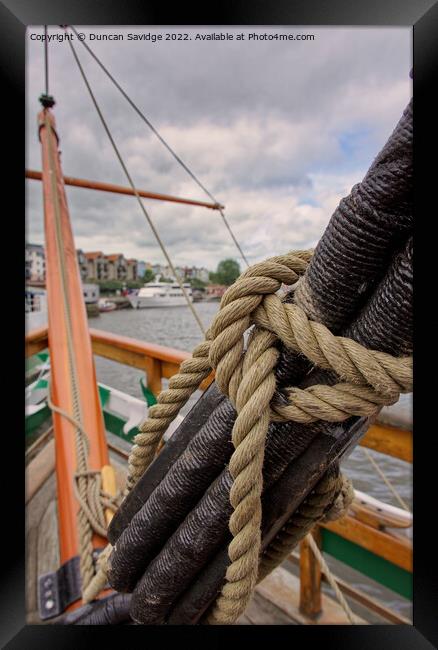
[92,303,412,619]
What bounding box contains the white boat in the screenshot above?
[98,298,117,312]
[129,279,193,309]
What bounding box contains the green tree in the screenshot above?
[98,280,124,294]
[214,258,241,286]
[190,277,207,290]
[142,268,155,283]
[126,280,144,289]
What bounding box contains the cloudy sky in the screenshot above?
[26,26,411,271]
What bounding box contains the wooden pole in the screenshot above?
[299,527,322,619]
[38,107,114,607]
[26,169,224,211]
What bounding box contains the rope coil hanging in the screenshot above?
[82,249,413,621]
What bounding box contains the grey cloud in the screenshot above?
[26,26,411,269]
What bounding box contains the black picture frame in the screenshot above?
[4,1,437,647]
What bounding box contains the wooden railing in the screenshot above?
[25,325,412,622]
[25,325,213,396]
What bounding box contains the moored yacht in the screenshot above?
[128,277,193,308]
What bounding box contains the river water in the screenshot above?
[92,303,412,620]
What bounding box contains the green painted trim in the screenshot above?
[98,385,111,408]
[321,528,412,600]
[26,349,49,373]
[140,377,157,406]
[102,410,138,443]
[25,404,51,436]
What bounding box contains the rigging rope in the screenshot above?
[44,26,49,96]
[65,35,206,337]
[66,25,249,267]
[361,446,411,512]
[47,386,123,538]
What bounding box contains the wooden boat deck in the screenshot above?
[26,441,367,626]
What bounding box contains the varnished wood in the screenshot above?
[360,423,412,463]
[25,326,49,357]
[351,490,412,529]
[321,515,412,572]
[26,169,223,211]
[257,566,366,625]
[299,529,322,619]
[144,357,163,397]
[101,465,118,526]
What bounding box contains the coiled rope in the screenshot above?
[85,250,412,621]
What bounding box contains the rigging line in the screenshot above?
[306,533,359,625]
[66,25,249,267]
[64,34,206,337]
[44,26,49,95]
[360,447,411,512]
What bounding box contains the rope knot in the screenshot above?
[92,248,412,619]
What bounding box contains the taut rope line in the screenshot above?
[84,250,412,622]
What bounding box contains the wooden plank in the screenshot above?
[26,473,57,533]
[91,339,148,371]
[360,423,412,463]
[351,491,412,529]
[25,439,56,504]
[240,592,297,625]
[27,327,214,393]
[256,567,366,625]
[37,499,60,577]
[321,515,412,572]
[26,527,39,615]
[89,328,191,366]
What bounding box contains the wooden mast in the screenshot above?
[38,105,113,604]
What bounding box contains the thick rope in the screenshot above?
[257,472,356,623]
[85,250,412,616]
[47,392,121,536]
[257,470,351,582]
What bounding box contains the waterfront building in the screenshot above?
[84,251,108,281]
[25,243,45,281]
[76,249,88,282]
[106,254,128,281]
[126,259,138,281]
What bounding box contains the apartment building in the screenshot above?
[25,243,45,281]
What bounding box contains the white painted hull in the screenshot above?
[129,295,192,309]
